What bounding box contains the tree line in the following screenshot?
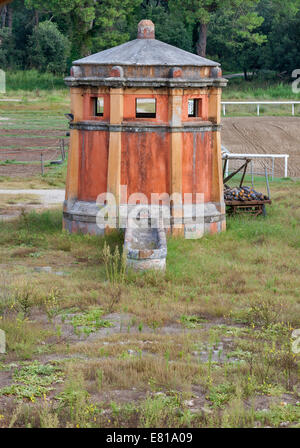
[1,0,300,78]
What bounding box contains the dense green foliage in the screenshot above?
[0,0,300,77]
[27,21,70,74]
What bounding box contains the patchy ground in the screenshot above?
[0,91,299,428]
[0,190,65,221]
[0,178,299,428]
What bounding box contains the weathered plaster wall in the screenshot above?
[182,131,213,203]
[78,130,109,201]
[121,131,170,200]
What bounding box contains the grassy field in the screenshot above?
[5,70,66,92]
[0,177,299,428]
[0,74,69,188]
[222,76,300,117]
[222,76,300,100]
[0,71,299,428]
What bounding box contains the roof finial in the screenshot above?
[137,20,155,39]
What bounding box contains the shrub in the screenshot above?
[0,28,18,70]
[27,21,70,75]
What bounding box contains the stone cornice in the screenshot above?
[65,76,228,89]
[70,121,222,133]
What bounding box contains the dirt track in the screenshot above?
[0,128,68,177]
[222,117,300,177]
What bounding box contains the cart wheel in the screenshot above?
[262,204,267,217]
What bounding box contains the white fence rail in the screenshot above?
[221,148,290,180]
[221,101,300,116]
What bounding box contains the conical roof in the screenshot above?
[73,20,219,68]
[73,38,219,67]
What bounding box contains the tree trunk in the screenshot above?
[243,68,249,81]
[35,10,39,26]
[7,5,12,32]
[196,22,207,57]
[1,6,7,29]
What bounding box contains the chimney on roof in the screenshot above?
[137,20,155,39]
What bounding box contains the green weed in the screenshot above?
[102,242,127,285]
[66,308,112,336]
[0,361,64,400]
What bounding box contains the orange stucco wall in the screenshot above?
[123,93,169,124]
[182,131,213,203]
[121,131,170,200]
[76,128,215,203]
[182,94,209,122]
[79,91,210,123]
[78,130,109,201]
[82,93,110,121]
[73,89,218,204]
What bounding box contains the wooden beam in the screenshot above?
[223,160,250,184]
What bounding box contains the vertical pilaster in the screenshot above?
[70,87,84,122]
[107,88,124,220]
[65,129,80,201]
[208,87,221,124]
[211,130,225,210]
[65,87,84,202]
[169,89,184,236]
